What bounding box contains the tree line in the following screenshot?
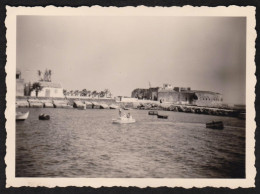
[63,89,112,98]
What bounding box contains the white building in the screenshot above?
[162,83,173,90]
[31,81,64,98]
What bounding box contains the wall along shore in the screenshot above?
[16,96,245,119]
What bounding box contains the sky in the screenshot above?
[17,16,246,104]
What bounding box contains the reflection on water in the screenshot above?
[16,108,245,178]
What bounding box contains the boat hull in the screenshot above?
[148,111,158,115]
[112,118,136,124]
[39,114,50,120]
[16,111,29,121]
[157,115,168,119]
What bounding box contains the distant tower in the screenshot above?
[149,81,151,88]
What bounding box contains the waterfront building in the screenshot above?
[162,83,173,90]
[131,87,159,101]
[16,70,24,96]
[131,84,223,107]
[157,88,222,106]
[31,81,64,98]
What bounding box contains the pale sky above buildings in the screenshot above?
[17,16,246,104]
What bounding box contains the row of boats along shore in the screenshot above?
[16,99,246,118]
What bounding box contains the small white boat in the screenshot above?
[112,116,136,124]
[16,111,29,121]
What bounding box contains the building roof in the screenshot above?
[158,88,221,95]
[39,81,62,88]
[191,90,221,95]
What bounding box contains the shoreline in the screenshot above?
[16,96,245,118]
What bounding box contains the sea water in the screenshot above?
[16,108,245,178]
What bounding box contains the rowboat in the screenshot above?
[157,114,168,119]
[112,116,136,124]
[206,121,224,130]
[16,111,29,121]
[39,114,50,120]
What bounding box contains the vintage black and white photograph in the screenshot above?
[5,6,256,188]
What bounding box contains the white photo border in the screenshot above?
[5,5,256,188]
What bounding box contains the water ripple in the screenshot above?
[16,108,245,178]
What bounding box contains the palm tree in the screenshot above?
[87,90,92,97]
[74,90,79,96]
[79,91,84,96]
[63,89,67,97]
[96,92,100,98]
[48,69,52,82]
[92,90,97,98]
[104,89,112,98]
[99,91,105,98]
[37,70,42,81]
[30,82,43,97]
[107,91,112,98]
[82,89,88,96]
[43,69,48,81]
[104,89,110,98]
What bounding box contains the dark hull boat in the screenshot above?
[148,111,158,115]
[206,121,224,130]
[157,114,168,119]
[39,114,50,120]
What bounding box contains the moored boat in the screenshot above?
[39,114,50,120]
[157,114,168,119]
[85,101,93,109]
[77,105,86,110]
[148,111,158,115]
[44,102,54,108]
[109,104,119,109]
[16,111,29,121]
[206,121,224,130]
[92,102,101,109]
[100,104,109,109]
